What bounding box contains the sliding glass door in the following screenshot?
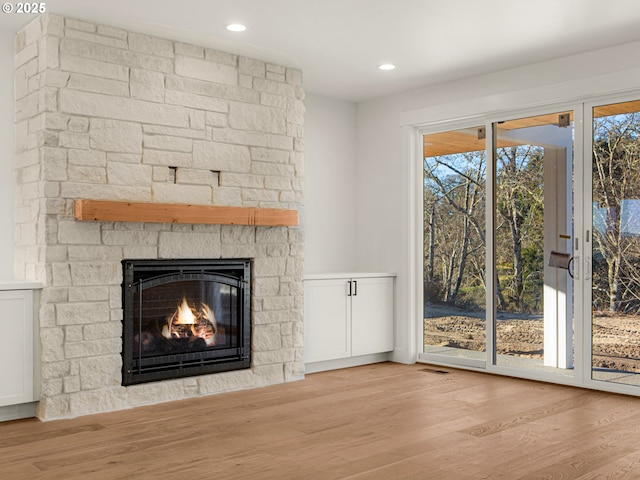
[421,98,640,394]
[422,126,487,364]
[589,100,640,387]
[492,111,575,377]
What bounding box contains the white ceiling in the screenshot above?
[5,0,640,102]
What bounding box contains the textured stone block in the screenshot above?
[67,244,122,263]
[58,220,102,245]
[197,369,255,395]
[165,90,227,112]
[68,166,107,183]
[143,149,192,167]
[64,376,81,393]
[253,364,285,386]
[143,124,206,140]
[127,380,188,407]
[205,112,227,128]
[69,388,127,417]
[175,42,204,58]
[70,263,121,286]
[212,187,242,206]
[143,135,192,153]
[60,182,151,201]
[129,32,174,58]
[175,168,214,185]
[107,162,152,186]
[219,172,264,189]
[57,301,110,325]
[97,25,128,40]
[263,296,295,311]
[68,149,106,166]
[264,177,292,191]
[210,128,293,151]
[253,257,287,277]
[266,72,285,82]
[239,57,266,78]
[60,54,129,81]
[260,93,288,109]
[158,231,221,258]
[61,37,173,73]
[254,77,295,97]
[16,42,38,69]
[165,75,259,103]
[175,55,237,86]
[39,36,60,71]
[80,355,122,390]
[204,48,237,66]
[286,68,303,86]
[67,116,89,132]
[68,286,110,302]
[221,225,255,244]
[229,102,286,135]
[130,68,165,103]
[250,161,294,177]
[242,188,279,202]
[83,322,122,341]
[67,73,129,97]
[193,141,250,172]
[59,89,190,127]
[65,29,129,49]
[65,338,121,358]
[90,119,143,153]
[65,18,96,33]
[152,183,212,205]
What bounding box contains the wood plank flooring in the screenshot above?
[2,362,640,479]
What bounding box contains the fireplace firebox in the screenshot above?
[122,259,251,385]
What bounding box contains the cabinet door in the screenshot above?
[351,277,394,356]
[304,279,351,363]
[0,290,34,407]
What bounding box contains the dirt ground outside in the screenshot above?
[424,304,640,372]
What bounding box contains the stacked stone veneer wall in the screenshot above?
[14,14,305,420]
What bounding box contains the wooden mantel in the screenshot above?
[74,199,298,227]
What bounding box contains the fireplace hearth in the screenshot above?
[122,259,251,385]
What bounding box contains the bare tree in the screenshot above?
[495,145,544,312]
[592,113,640,312]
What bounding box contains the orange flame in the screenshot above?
[175,297,197,325]
[162,296,217,346]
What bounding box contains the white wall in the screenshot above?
[303,94,358,273]
[0,29,16,281]
[355,40,640,364]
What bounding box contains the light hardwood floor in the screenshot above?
[2,362,640,479]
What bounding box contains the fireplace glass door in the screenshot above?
[122,259,251,385]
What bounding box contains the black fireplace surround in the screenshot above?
[122,258,251,385]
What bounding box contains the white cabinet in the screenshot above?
[304,274,394,364]
[0,286,39,408]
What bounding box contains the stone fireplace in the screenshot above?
[13,14,304,420]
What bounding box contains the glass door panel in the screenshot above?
[591,100,640,386]
[423,126,486,362]
[493,111,575,376]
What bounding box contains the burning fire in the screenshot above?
[162,297,217,346]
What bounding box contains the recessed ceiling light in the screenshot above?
[226,23,247,32]
[378,63,396,71]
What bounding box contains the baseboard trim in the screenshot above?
[305,352,392,374]
[0,402,37,422]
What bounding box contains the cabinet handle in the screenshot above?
[347,280,352,296]
[353,280,358,296]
